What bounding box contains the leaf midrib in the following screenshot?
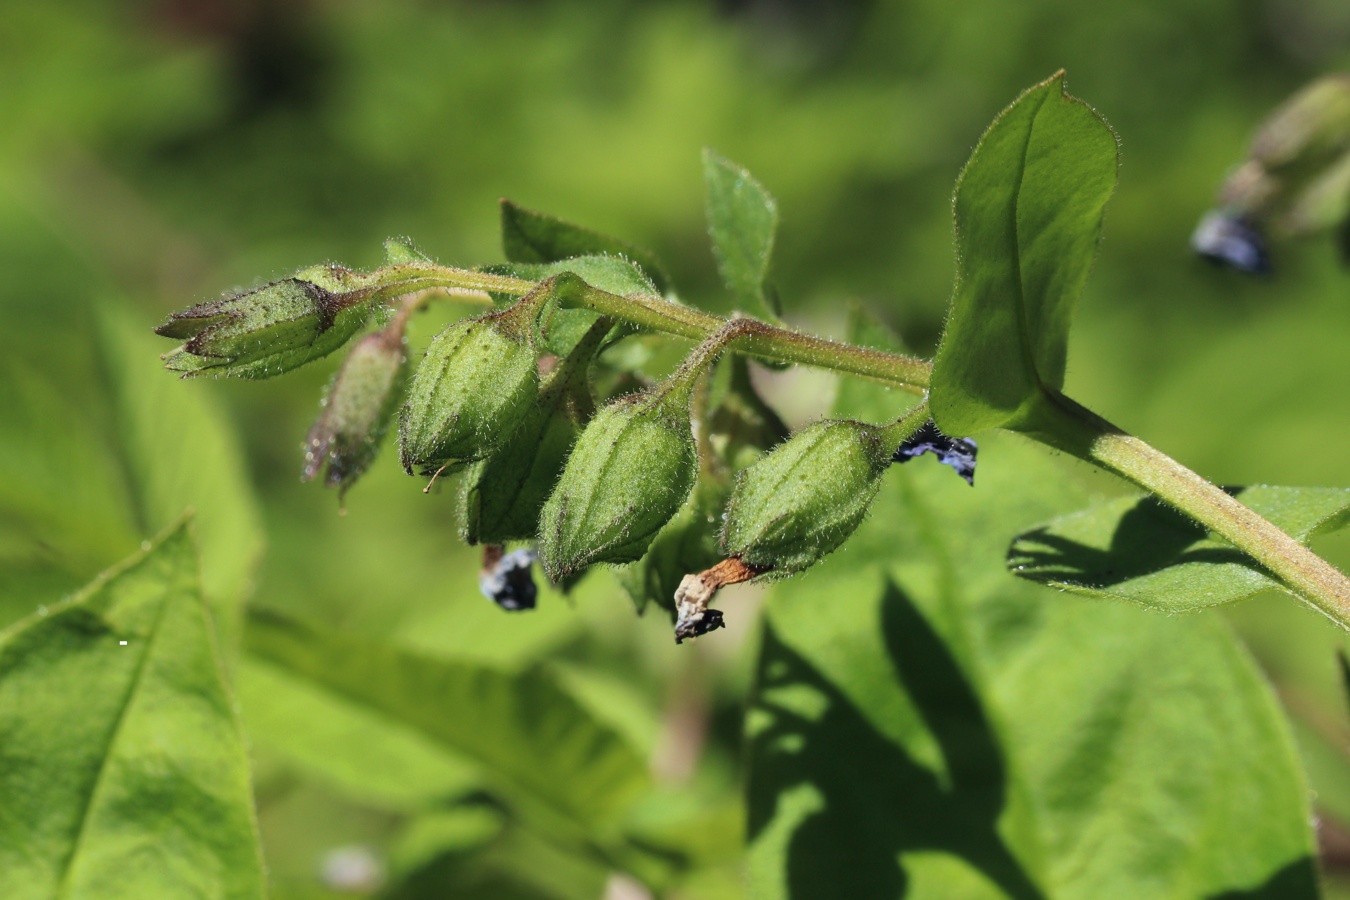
[54,585,173,898]
[1007,86,1056,406]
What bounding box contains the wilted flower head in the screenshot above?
[891,420,979,485]
[478,546,539,611]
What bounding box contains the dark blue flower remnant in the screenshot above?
[1191,210,1272,275]
[479,547,538,611]
[892,421,978,486]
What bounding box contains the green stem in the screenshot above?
[376,263,1350,625]
[368,263,536,298]
[371,263,932,392]
[566,283,932,394]
[877,401,933,456]
[1031,392,1350,629]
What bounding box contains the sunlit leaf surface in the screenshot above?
[0,520,265,899]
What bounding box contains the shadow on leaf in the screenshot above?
[747,577,1044,898]
[1008,492,1250,589]
[1206,857,1318,899]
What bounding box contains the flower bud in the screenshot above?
[302,325,408,500]
[721,420,893,574]
[538,388,698,581]
[462,402,582,544]
[1247,76,1350,182]
[460,317,615,546]
[156,264,379,378]
[537,322,759,581]
[398,301,539,476]
[1197,76,1350,272]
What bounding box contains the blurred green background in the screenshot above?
[5,0,1350,896]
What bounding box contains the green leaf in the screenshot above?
[1007,485,1350,612]
[487,255,656,356]
[747,435,1316,897]
[500,199,672,295]
[703,149,781,320]
[238,655,481,812]
[0,302,263,639]
[384,235,434,265]
[245,607,651,839]
[388,810,611,900]
[96,306,264,645]
[930,72,1119,436]
[0,518,265,899]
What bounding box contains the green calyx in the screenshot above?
[302,323,409,501]
[538,387,698,581]
[537,325,741,581]
[460,318,609,545]
[721,406,928,575]
[156,264,381,379]
[398,294,543,476]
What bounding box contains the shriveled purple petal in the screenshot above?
[892,421,978,486]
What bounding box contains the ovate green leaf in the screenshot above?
[500,199,672,295]
[245,608,651,839]
[0,519,265,900]
[930,72,1118,435]
[703,148,781,320]
[1008,485,1350,611]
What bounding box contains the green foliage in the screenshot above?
[1009,486,1350,612]
[747,437,1318,899]
[244,607,650,839]
[238,654,481,813]
[704,149,782,320]
[133,65,1350,892]
[0,305,262,639]
[9,8,1350,892]
[0,519,265,900]
[931,72,1118,436]
[501,199,672,295]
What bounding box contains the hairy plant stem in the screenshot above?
[567,283,932,393]
[388,263,932,393]
[387,263,1350,624]
[1029,392,1350,629]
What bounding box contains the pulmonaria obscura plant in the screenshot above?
[158,72,1350,641]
